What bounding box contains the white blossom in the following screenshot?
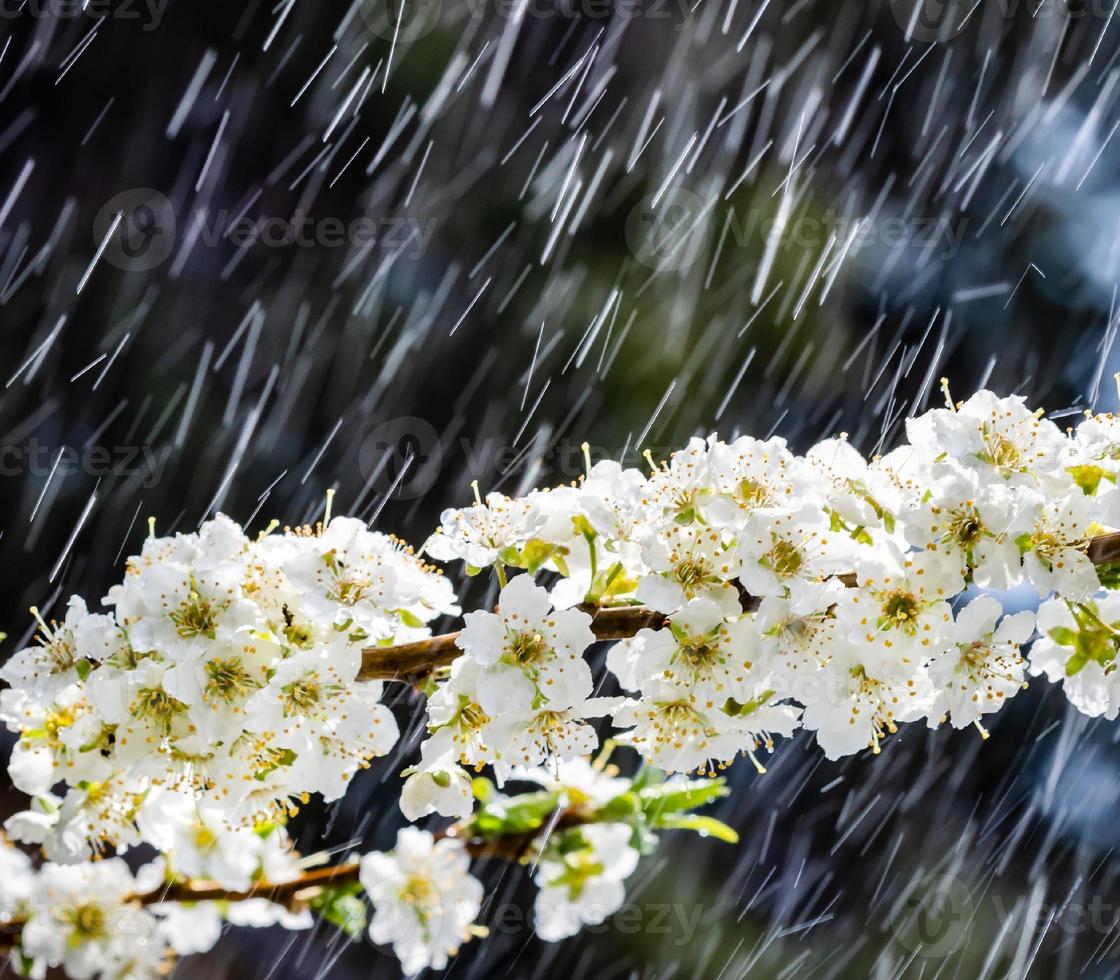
[533,824,639,941]
[21,860,161,980]
[359,828,483,975]
[424,492,545,568]
[1029,594,1120,718]
[930,596,1034,729]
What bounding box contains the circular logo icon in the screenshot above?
[888,873,973,957]
[888,0,970,42]
[358,417,442,501]
[624,187,708,272]
[93,188,176,272]
[359,0,442,42]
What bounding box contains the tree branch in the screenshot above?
[359,531,1120,683]
[0,808,591,941]
[357,605,668,682]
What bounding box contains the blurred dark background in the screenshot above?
[3,0,1120,976]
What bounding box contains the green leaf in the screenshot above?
[850,525,874,546]
[638,778,729,818]
[652,814,739,843]
[1047,627,1078,647]
[254,747,297,781]
[1065,648,1091,677]
[597,791,640,821]
[723,690,775,718]
[310,883,367,940]
[498,545,524,568]
[632,823,661,855]
[1054,619,1118,676]
[629,763,666,792]
[396,609,424,629]
[469,790,562,836]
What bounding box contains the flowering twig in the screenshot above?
[11,390,1120,978]
[357,604,668,681]
[358,531,1120,683]
[139,861,364,910]
[0,806,595,949]
[137,811,588,909]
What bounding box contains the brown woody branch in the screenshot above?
[358,528,1120,680]
[1088,531,1120,566]
[140,813,575,910]
[357,604,668,682]
[0,808,589,944]
[358,531,1120,683]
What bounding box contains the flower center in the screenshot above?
[40,634,76,674]
[399,873,438,914]
[980,426,1023,472]
[676,638,721,672]
[456,696,489,731]
[170,591,223,639]
[330,577,370,606]
[131,687,189,734]
[737,478,769,508]
[946,510,983,547]
[205,657,259,703]
[43,704,78,743]
[849,667,898,754]
[1030,529,1062,563]
[768,538,804,577]
[323,552,372,606]
[64,903,108,940]
[675,558,709,587]
[881,590,920,631]
[509,630,549,666]
[194,824,220,852]
[281,677,322,714]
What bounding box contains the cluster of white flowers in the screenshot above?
[0,514,457,860]
[400,574,620,818]
[4,812,484,979]
[0,828,310,979]
[522,759,640,941]
[12,388,1120,978]
[418,390,1120,781]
